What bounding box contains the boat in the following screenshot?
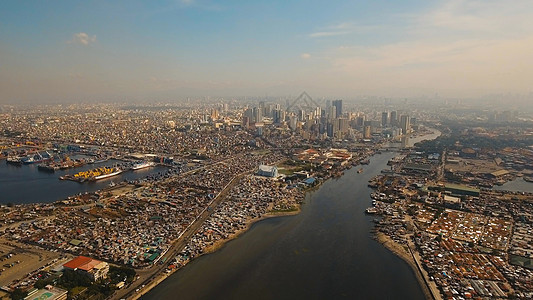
[21,152,53,164]
[131,161,155,170]
[60,166,123,182]
[524,176,533,183]
[365,207,378,214]
[38,164,59,172]
[357,168,363,173]
[6,156,22,164]
[92,167,123,181]
[361,159,370,165]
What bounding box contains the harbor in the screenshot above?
[0,159,168,204]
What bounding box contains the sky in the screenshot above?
[1,0,533,102]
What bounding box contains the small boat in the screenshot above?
[6,156,22,164]
[365,207,378,214]
[357,168,363,173]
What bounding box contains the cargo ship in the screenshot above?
[60,166,123,182]
[131,161,155,170]
[38,157,86,172]
[21,152,53,164]
[92,167,122,180]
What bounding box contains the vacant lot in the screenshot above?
[0,239,60,287]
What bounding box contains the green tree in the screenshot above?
[10,288,27,300]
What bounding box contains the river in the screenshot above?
[493,177,533,193]
[0,160,168,204]
[143,152,426,300]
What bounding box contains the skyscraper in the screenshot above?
[381,111,389,127]
[363,125,372,139]
[400,115,410,135]
[390,111,398,126]
[253,107,262,123]
[332,100,343,118]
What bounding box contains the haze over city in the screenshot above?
[2,2,533,300]
[2,0,533,103]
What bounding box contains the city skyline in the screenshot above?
[2,0,533,102]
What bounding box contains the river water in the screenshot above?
[143,152,426,300]
[0,160,167,204]
[493,178,533,193]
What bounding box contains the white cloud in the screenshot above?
[300,53,311,59]
[308,22,380,38]
[309,31,350,38]
[68,32,96,46]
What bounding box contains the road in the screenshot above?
[112,172,248,300]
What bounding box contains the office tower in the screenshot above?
[356,116,365,127]
[273,109,282,124]
[381,111,389,127]
[400,115,410,135]
[253,107,262,123]
[299,109,306,121]
[390,111,398,126]
[338,118,349,134]
[314,107,321,119]
[328,106,336,120]
[332,99,343,118]
[364,125,372,139]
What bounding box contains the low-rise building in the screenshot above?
[63,256,109,281]
[257,165,278,178]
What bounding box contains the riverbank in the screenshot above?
[132,207,302,300]
[203,208,302,254]
[375,232,437,300]
[134,152,386,299]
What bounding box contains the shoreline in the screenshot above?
[202,208,301,255]
[132,207,302,300]
[132,155,375,299]
[375,232,438,300]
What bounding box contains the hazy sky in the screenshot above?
[1,0,533,102]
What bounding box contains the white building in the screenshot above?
[257,165,278,177]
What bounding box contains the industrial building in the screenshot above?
[257,165,278,178]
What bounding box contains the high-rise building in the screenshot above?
[328,106,336,120]
[298,109,306,121]
[400,115,410,135]
[363,125,372,139]
[244,108,253,121]
[390,111,398,126]
[314,107,322,119]
[338,118,349,134]
[381,111,389,127]
[356,116,365,127]
[332,99,343,118]
[253,107,263,123]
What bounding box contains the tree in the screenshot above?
[10,288,27,300]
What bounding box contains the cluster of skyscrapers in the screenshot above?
[241,97,413,141]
